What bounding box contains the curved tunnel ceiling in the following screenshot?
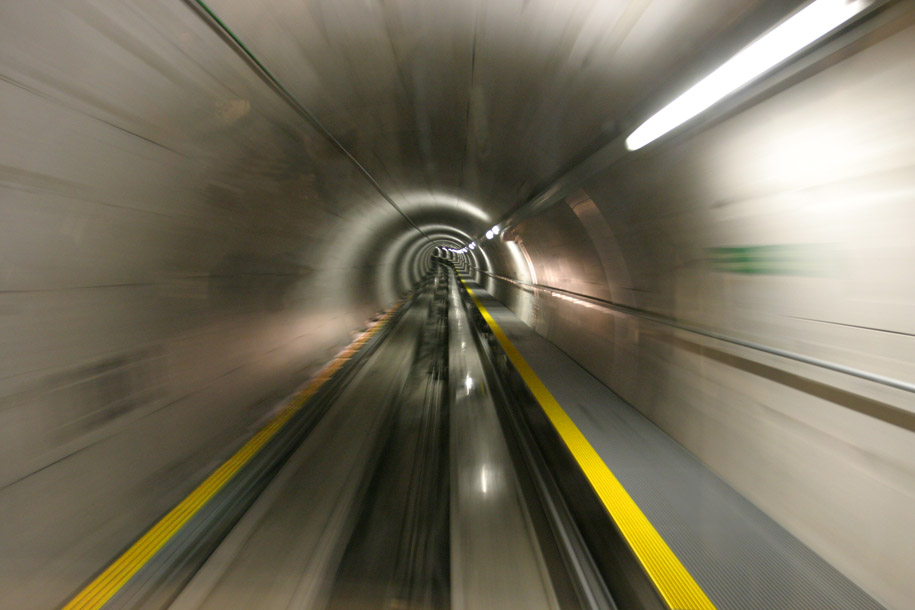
[191,0,803,254]
[177,0,817,308]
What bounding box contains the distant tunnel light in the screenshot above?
[624,0,872,151]
[485,229,494,240]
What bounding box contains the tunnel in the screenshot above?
[1,0,913,609]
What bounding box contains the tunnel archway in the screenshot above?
[1,1,913,609]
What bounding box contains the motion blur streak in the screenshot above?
[0,0,913,609]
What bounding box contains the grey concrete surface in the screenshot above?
[466,279,886,610]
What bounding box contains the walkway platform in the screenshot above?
[459,277,884,610]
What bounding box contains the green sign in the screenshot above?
[709,244,837,277]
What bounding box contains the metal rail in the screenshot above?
[477,269,915,396]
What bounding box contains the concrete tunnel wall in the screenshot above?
[0,1,913,609]
[0,4,434,608]
[475,20,915,609]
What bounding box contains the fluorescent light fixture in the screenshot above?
[492,225,500,235]
[625,0,871,151]
[485,229,494,240]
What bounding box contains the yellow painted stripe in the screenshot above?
[63,303,402,610]
[459,277,716,610]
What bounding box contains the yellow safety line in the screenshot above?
[459,277,716,610]
[62,302,403,610]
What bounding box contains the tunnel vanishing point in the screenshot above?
[1,1,913,610]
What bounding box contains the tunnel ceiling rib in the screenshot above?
[185,0,432,243]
